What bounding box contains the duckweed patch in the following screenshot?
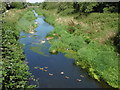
[30,46,48,56]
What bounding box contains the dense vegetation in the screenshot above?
[1,3,36,88]
[2,2,27,10]
[39,2,119,13]
[35,2,119,88]
[1,1,119,89]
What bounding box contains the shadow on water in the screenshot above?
[19,10,112,88]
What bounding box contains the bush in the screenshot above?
[11,2,26,9]
[0,2,7,13]
[17,10,37,32]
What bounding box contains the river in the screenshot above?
[19,10,110,88]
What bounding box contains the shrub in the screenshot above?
[11,2,26,9]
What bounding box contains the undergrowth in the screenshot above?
[2,9,36,89]
[17,8,37,32]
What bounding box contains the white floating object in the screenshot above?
[29,31,34,34]
[44,67,48,69]
[41,40,46,43]
[80,75,84,77]
[53,33,58,36]
[48,73,53,76]
[76,79,81,82]
[6,10,8,13]
[66,48,69,50]
[60,72,64,75]
[46,37,53,40]
[39,68,44,70]
[65,76,70,79]
[43,70,48,72]
[35,21,38,24]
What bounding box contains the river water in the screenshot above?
[19,10,110,88]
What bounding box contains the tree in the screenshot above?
[11,2,26,9]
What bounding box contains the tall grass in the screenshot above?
[16,9,37,32]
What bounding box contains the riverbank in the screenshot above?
[2,8,36,89]
[35,8,119,88]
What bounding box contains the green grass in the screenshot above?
[16,9,37,32]
[34,8,56,26]
[35,8,119,88]
[75,13,118,43]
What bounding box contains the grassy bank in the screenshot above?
[17,9,37,33]
[2,8,36,89]
[35,8,119,88]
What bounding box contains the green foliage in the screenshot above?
[57,2,74,14]
[75,13,118,44]
[17,10,37,32]
[0,2,7,13]
[34,8,56,26]
[10,2,26,9]
[1,2,27,10]
[42,2,59,10]
[39,2,118,17]
[103,6,116,13]
[77,2,118,13]
[59,8,74,16]
[2,9,36,89]
[75,2,98,13]
[77,42,118,85]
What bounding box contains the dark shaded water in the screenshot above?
[19,10,110,88]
